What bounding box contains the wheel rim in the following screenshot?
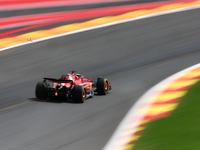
[105,82,108,91]
[82,90,86,99]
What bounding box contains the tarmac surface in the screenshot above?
[0,8,200,150]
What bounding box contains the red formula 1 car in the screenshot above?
[35,71,111,103]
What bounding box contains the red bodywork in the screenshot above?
[52,73,93,94]
[36,71,111,102]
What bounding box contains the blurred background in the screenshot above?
[0,0,200,150]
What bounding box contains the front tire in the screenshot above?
[35,82,47,100]
[97,78,108,95]
[72,85,86,103]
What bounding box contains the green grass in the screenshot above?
[133,80,200,150]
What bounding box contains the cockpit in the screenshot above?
[60,74,73,81]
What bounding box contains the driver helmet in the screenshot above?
[61,75,73,81]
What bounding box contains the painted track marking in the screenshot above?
[1,1,200,50]
[0,1,200,149]
[0,101,30,113]
[104,64,200,150]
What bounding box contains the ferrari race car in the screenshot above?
[35,71,111,103]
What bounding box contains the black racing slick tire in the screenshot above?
[97,78,108,95]
[35,82,47,100]
[72,85,86,103]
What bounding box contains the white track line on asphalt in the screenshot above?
[1,4,200,150]
[1,4,200,52]
[103,6,200,149]
[103,63,200,149]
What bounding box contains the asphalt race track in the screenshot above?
[0,9,200,150]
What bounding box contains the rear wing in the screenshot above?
[43,78,73,83]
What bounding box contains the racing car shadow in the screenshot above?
[94,92,110,96]
[29,98,75,104]
[28,98,89,104]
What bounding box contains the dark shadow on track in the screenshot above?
[28,97,94,104]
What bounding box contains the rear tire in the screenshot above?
[72,85,86,103]
[97,78,108,95]
[35,82,47,100]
